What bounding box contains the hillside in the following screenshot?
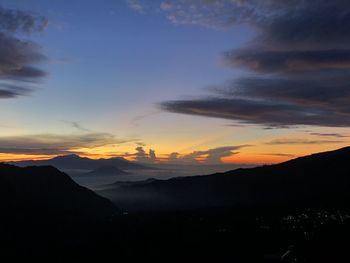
[99,147,350,211]
[0,163,117,221]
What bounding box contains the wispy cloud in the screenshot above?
[0,133,135,156]
[126,0,144,13]
[265,139,345,145]
[61,120,90,132]
[260,153,296,158]
[310,132,349,138]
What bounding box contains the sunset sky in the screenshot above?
[0,0,349,164]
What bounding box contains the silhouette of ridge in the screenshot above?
[10,154,147,171]
[99,146,350,211]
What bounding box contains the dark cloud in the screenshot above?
[257,0,350,49]
[224,49,350,73]
[214,72,350,105]
[265,139,345,145]
[134,1,350,49]
[150,1,350,48]
[0,6,48,99]
[161,68,350,127]
[161,95,350,127]
[220,1,350,74]
[159,1,350,128]
[0,133,132,156]
[168,145,249,164]
[135,146,157,163]
[0,6,47,33]
[0,84,32,98]
[260,153,296,158]
[310,132,349,138]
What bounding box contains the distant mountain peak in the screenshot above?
[53,154,85,160]
[11,153,147,171]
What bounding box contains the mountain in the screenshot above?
[81,165,129,177]
[99,146,350,211]
[10,154,147,172]
[0,163,118,221]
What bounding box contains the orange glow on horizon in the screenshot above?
[1,142,348,164]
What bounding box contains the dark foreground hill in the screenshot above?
[0,163,120,261]
[99,146,350,211]
[0,163,117,221]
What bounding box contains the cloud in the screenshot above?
[160,95,350,127]
[131,1,350,48]
[168,152,179,162]
[160,1,173,11]
[0,84,32,98]
[255,0,350,49]
[153,0,256,29]
[126,0,144,13]
[0,6,48,99]
[151,1,350,47]
[0,133,133,156]
[310,132,349,138]
[61,120,90,132]
[260,153,296,158]
[0,6,47,33]
[265,139,345,145]
[168,145,248,164]
[224,49,350,73]
[135,146,157,163]
[159,1,350,128]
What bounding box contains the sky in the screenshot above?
[0,0,349,164]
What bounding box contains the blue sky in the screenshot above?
[1,0,248,130]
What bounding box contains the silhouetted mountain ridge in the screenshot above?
[9,154,146,171]
[99,146,350,211]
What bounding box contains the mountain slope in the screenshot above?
[99,146,350,211]
[0,163,118,221]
